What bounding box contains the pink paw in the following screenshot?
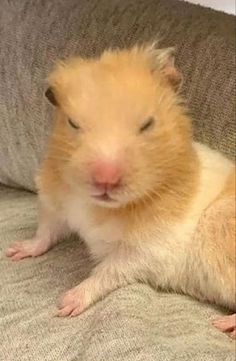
[57,285,91,317]
[212,314,236,339]
[6,239,48,261]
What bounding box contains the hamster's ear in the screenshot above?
[160,51,183,91]
[145,44,183,91]
[45,87,58,106]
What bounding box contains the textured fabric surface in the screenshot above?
[0,185,235,361]
[0,0,235,191]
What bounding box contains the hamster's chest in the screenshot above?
[63,198,124,258]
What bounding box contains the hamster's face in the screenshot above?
[47,45,192,208]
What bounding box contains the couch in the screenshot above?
[0,0,235,360]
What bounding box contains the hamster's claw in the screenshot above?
[6,239,49,261]
[6,240,36,261]
[57,283,92,317]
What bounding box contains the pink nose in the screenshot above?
[91,161,122,190]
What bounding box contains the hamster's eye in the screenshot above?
[68,118,80,130]
[139,117,155,133]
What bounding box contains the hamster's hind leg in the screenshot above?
[212,314,236,339]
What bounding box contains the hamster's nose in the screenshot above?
[91,160,122,191]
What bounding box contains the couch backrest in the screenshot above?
[0,0,235,191]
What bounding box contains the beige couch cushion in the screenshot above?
[0,0,235,191]
[0,185,235,361]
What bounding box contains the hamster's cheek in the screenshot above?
[61,161,87,193]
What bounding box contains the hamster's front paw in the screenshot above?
[57,281,95,317]
[212,314,236,339]
[6,239,51,261]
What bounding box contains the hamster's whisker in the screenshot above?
[50,144,74,155]
[49,156,70,162]
[52,136,77,148]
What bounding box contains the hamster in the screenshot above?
[6,44,235,338]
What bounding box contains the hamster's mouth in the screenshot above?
[92,193,114,202]
[90,190,126,208]
[90,187,122,207]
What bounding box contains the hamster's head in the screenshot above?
[46,44,193,209]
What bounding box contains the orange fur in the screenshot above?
[185,171,235,309]
[6,45,235,335]
[39,44,198,222]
